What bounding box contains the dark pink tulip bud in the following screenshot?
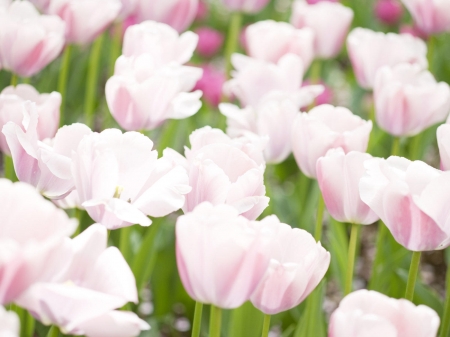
[195,27,224,58]
[194,65,226,107]
[375,0,403,26]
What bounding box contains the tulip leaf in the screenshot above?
[227,302,264,337]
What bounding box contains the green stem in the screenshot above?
[58,45,72,126]
[428,35,436,73]
[84,34,105,128]
[409,134,422,161]
[440,260,450,337]
[25,311,35,337]
[405,251,421,301]
[46,326,60,337]
[314,192,325,241]
[224,12,242,79]
[10,73,17,86]
[209,305,222,337]
[391,137,400,157]
[192,302,204,337]
[157,120,179,154]
[72,208,82,237]
[110,21,123,76]
[345,223,361,295]
[119,226,132,263]
[261,314,271,337]
[309,60,322,84]
[4,154,16,181]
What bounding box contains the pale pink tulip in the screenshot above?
[49,0,121,45]
[375,0,403,25]
[71,129,191,230]
[221,0,270,13]
[374,64,450,137]
[347,28,428,89]
[317,149,379,224]
[224,53,323,108]
[194,65,226,107]
[0,1,65,77]
[118,0,138,20]
[195,27,224,58]
[359,156,450,251]
[106,54,203,131]
[17,225,150,336]
[329,289,440,337]
[0,179,76,305]
[28,0,50,12]
[250,216,330,314]
[291,0,353,59]
[0,306,19,337]
[401,0,450,34]
[246,20,315,69]
[291,105,373,178]
[176,202,271,308]
[164,126,269,220]
[134,0,198,33]
[2,102,92,199]
[437,124,450,171]
[122,21,198,66]
[0,84,61,155]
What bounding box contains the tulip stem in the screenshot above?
[85,34,105,128]
[391,137,400,156]
[261,314,271,337]
[345,223,361,295]
[405,251,421,301]
[315,192,325,241]
[192,302,203,337]
[439,259,450,337]
[158,120,179,154]
[58,45,72,126]
[224,11,242,79]
[110,21,123,76]
[46,326,60,337]
[209,305,222,337]
[3,155,16,181]
[119,226,132,263]
[10,73,17,86]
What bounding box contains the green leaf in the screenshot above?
[227,302,264,337]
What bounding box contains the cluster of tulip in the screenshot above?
[1,0,450,336]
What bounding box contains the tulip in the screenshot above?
[176,202,271,308]
[194,65,226,107]
[195,27,224,58]
[400,0,450,35]
[164,126,269,220]
[347,28,428,89]
[71,129,191,229]
[374,63,450,137]
[0,306,19,337]
[317,149,379,224]
[291,104,373,178]
[438,124,450,171]
[17,225,150,336]
[291,0,354,59]
[196,0,208,21]
[375,0,403,26]
[48,0,121,45]
[306,0,338,3]
[117,0,138,20]
[221,0,270,13]
[134,0,198,33]
[301,79,333,106]
[329,289,440,337]
[245,20,315,69]
[0,1,65,77]
[0,179,76,304]
[359,156,450,251]
[3,102,92,199]
[250,215,330,314]
[400,24,429,40]
[28,0,50,12]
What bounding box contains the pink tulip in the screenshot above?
[306,0,339,3]
[53,190,82,210]
[400,24,429,40]
[401,0,450,35]
[374,64,450,137]
[359,156,450,251]
[291,0,353,59]
[176,202,271,308]
[375,0,403,25]
[329,289,440,337]
[0,179,76,305]
[117,0,138,20]
[49,0,121,45]
[28,0,50,12]
[2,102,92,199]
[291,105,373,178]
[221,0,270,13]
[317,149,379,224]
[438,124,450,171]
[250,216,330,315]
[195,27,224,58]
[246,20,315,69]
[347,28,428,89]
[17,225,150,336]
[0,1,65,77]
[134,0,198,33]
[302,79,333,106]
[71,129,191,230]
[164,126,269,220]
[0,306,19,336]
[196,0,208,21]
[194,65,226,107]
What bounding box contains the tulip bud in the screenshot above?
[375,0,403,26]
[195,27,224,58]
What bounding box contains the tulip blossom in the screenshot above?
[0,1,65,77]
[117,0,138,20]
[221,0,270,13]
[194,65,226,107]
[290,0,354,59]
[250,216,330,315]
[401,0,450,35]
[164,126,269,220]
[374,64,450,137]
[359,156,450,251]
[437,124,450,171]
[0,179,76,305]
[0,306,19,337]
[375,0,403,25]
[245,20,315,69]
[176,203,271,309]
[71,129,191,229]
[195,27,224,58]
[329,289,440,337]
[134,0,198,33]
[28,0,50,12]
[291,105,373,178]
[49,0,121,45]
[17,225,150,336]
[3,102,92,199]
[317,149,379,224]
[347,28,428,89]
